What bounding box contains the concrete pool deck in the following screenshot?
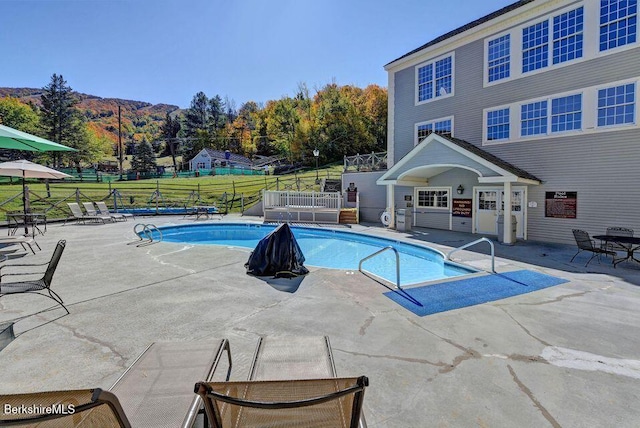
[0,215,638,427]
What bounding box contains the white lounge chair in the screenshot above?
[96,201,133,221]
[67,202,109,224]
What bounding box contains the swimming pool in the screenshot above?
[152,223,476,286]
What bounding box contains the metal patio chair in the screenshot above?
[570,229,616,267]
[0,240,69,314]
[194,336,368,428]
[96,201,133,221]
[0,388,131,427]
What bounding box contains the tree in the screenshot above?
[0,96,40,133]
[40,74,79,165]
[130,137,157,174]
[159,112,181,171]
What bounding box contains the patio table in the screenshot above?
[6,212,46,237]
[593,235,640,267]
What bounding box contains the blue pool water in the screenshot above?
[153,223,476,286]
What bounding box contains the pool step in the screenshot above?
[339,209,358,224]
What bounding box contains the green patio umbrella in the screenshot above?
[0,124,76,152]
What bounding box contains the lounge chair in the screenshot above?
[0,235,40,254]
[194,336,368,428]
[83,202,115,222]
[66,202,109,224]
[96,201,134,221]
[570,229,616,267]
[0,388,131,427]
[0,240,68,314]
[110,340,231,428]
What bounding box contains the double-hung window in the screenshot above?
[416,118,453,145]
[521,94,583,136]
[552,7,584,64]
[486,108,510,141]
[417,189,449,209]
[597,83,636,126]
[522,21,549,72]
[521,101,548,136]
[417,55,453,103]
[600,0,638,51]
[488,34,511,82]
[551,94,582,132]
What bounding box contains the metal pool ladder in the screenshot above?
[133,223,163,247]
[358,246,402,290]
[446,237,496,273]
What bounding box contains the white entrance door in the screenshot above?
[475,190,498,234]
[474,188,525,238]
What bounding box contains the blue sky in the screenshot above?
[1,0,515,108]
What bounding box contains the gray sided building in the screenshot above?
[377,0,639,244]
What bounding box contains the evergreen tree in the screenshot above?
[40,74,77,148]
[130,138,157,174]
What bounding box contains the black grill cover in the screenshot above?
[245,223,309,278]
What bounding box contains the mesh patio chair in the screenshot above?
[194,376,368,428]
[0,388,131,427]
[570,229,616,267]
[602,227,634,254]
[0,240,69,314]
[194,336,369,428]
[82,202,114,223]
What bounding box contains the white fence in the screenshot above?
[263,191,342,223]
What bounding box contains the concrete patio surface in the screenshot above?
[0,214,639,427]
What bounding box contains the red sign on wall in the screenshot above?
[452,199,473,217]
[545,191,577,218]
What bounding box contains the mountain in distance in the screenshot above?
[0,87,181,145]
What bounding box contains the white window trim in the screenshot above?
[483,77,639,145]
[415,187,451,210]
[483,103,512,142]
[414,116,454,146]
[415,52,455,105]
[484,30,512,84]
[483,1,638,87]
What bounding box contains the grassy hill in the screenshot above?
[0,87,180,145]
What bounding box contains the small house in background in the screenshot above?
[188,148,253,171]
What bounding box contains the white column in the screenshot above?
[386,184,395,228]
[503,181,514,245]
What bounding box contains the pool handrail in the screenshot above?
[446,237,496,273]
[358,246,402,290]
[133,223,163,247]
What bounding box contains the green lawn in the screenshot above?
[0,164,345,217]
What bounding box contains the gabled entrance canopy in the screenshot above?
[377,133,540,244]
[377,133,540,186]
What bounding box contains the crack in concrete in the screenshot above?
[508,364,562,428]
[516,290,591,306]
[335,348,446,367]
[58,323,127,369]
[498,307,551,347]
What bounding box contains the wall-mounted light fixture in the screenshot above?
[456,184,464,195]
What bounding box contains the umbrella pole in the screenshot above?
[22,172,29,235]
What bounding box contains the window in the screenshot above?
[488,34,510,82]
[521,101,548,136]
[417,189,449,209]
[522,21,549,72]
[196,162,206,169]
[486,108,510,140]
[417,55,453,102]
[553,7,583,64]
[416,118,453,144]
[600,0,638,51]
[597,83,636,126]
[551,94,582,132]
